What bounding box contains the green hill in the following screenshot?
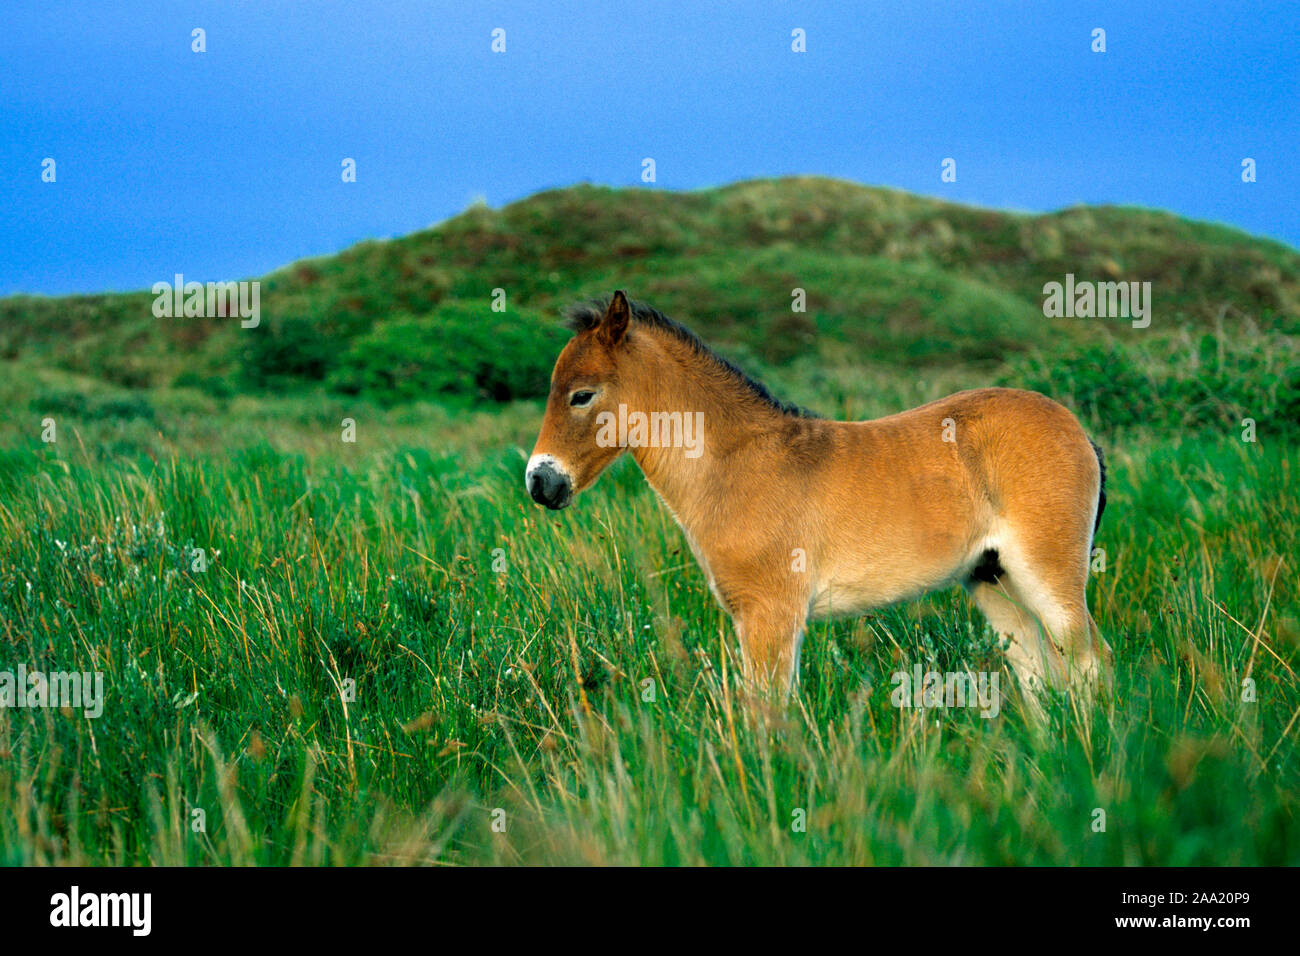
[2,176,1297,436]
[4,177,1298,382]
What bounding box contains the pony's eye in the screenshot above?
[569,390,596,408]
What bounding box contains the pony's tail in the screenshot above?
[1089,438,1107,547]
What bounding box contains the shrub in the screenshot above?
[238,314,339,386]
[30,389,156,422]
[328,301,567,405]
[173,370,236,399]
[1000,331,1300,438]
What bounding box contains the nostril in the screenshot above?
[528,472,548,503]
[527,462,571,508]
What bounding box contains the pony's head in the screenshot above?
[526,291,634,509]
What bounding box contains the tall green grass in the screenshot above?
[1,374,1295,865]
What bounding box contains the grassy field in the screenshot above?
[1,178,1298,865]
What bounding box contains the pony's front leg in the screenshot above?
[733,601,808,699]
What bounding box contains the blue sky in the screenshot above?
[2,1,1296,296]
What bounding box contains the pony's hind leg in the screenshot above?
[1086,610,1114,695]
[965,578,1062,703]
[988,534,1110,696]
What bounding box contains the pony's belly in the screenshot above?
[809,585,875,618]
[809,562,961,619]
[809,580,914,618]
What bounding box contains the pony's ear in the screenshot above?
[599,290,631,346]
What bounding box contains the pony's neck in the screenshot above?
[623,328,788,524]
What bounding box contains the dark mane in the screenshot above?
[564,296,817,419]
